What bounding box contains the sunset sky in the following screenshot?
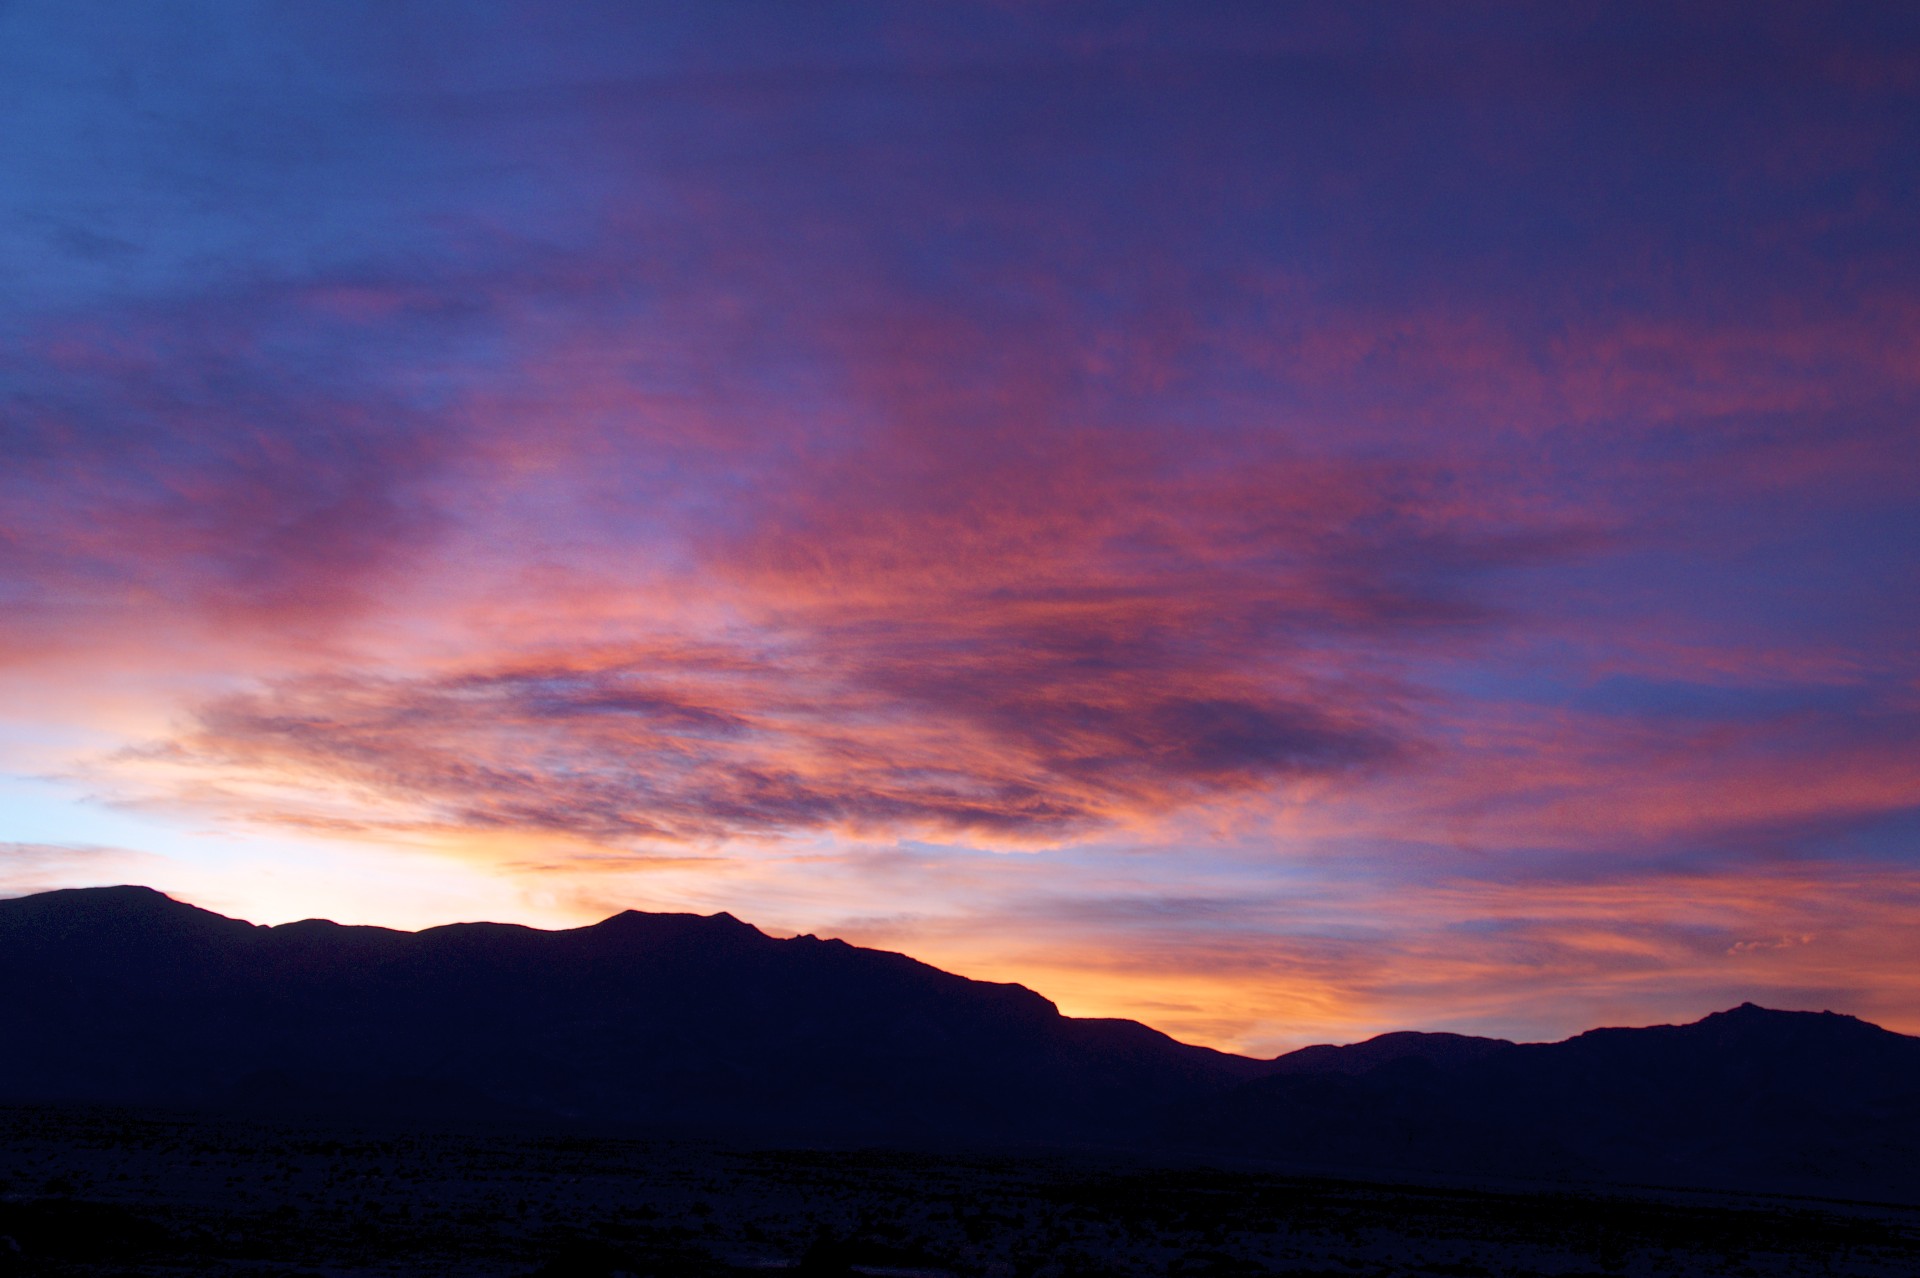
[4,1,1918,1054]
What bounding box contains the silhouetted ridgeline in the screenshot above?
[0,886,1258,1142]
[1176,1005,1920,1201]
[4,886,1917,1201]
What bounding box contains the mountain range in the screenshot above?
[4,886,1917,1202]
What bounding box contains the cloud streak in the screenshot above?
[147,629,1397,845]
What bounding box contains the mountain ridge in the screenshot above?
[0,885,1257,1141]
[5,886,1917,1201]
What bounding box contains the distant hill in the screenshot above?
[4,886,1917,1201]
[1182,1004,1920,1200]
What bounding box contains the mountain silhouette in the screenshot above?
[0,885,1258,1141]
[1264,1029,1513,1077]
[1184,1003,1920,1199]
[4,886,1917,1200]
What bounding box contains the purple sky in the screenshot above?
[3,1,1918,1052]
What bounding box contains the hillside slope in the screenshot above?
[0,885,1258,1141]
[6,885,1918,1201]
[1184,1004,1920,1199]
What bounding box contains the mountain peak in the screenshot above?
[9,883,174,906]
[0,885,259,948]
[589,906,761,934]
[1,883,230,922]
[1266,1028,1514,1076]
[1700,1002,1856,1026]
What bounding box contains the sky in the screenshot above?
[3,0,1918,1055]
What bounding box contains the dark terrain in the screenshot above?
[1177,1005,1920,1200]
[0,886,1257,1143]
[4,885,1920,1274]
[3,1103,1918,1276]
